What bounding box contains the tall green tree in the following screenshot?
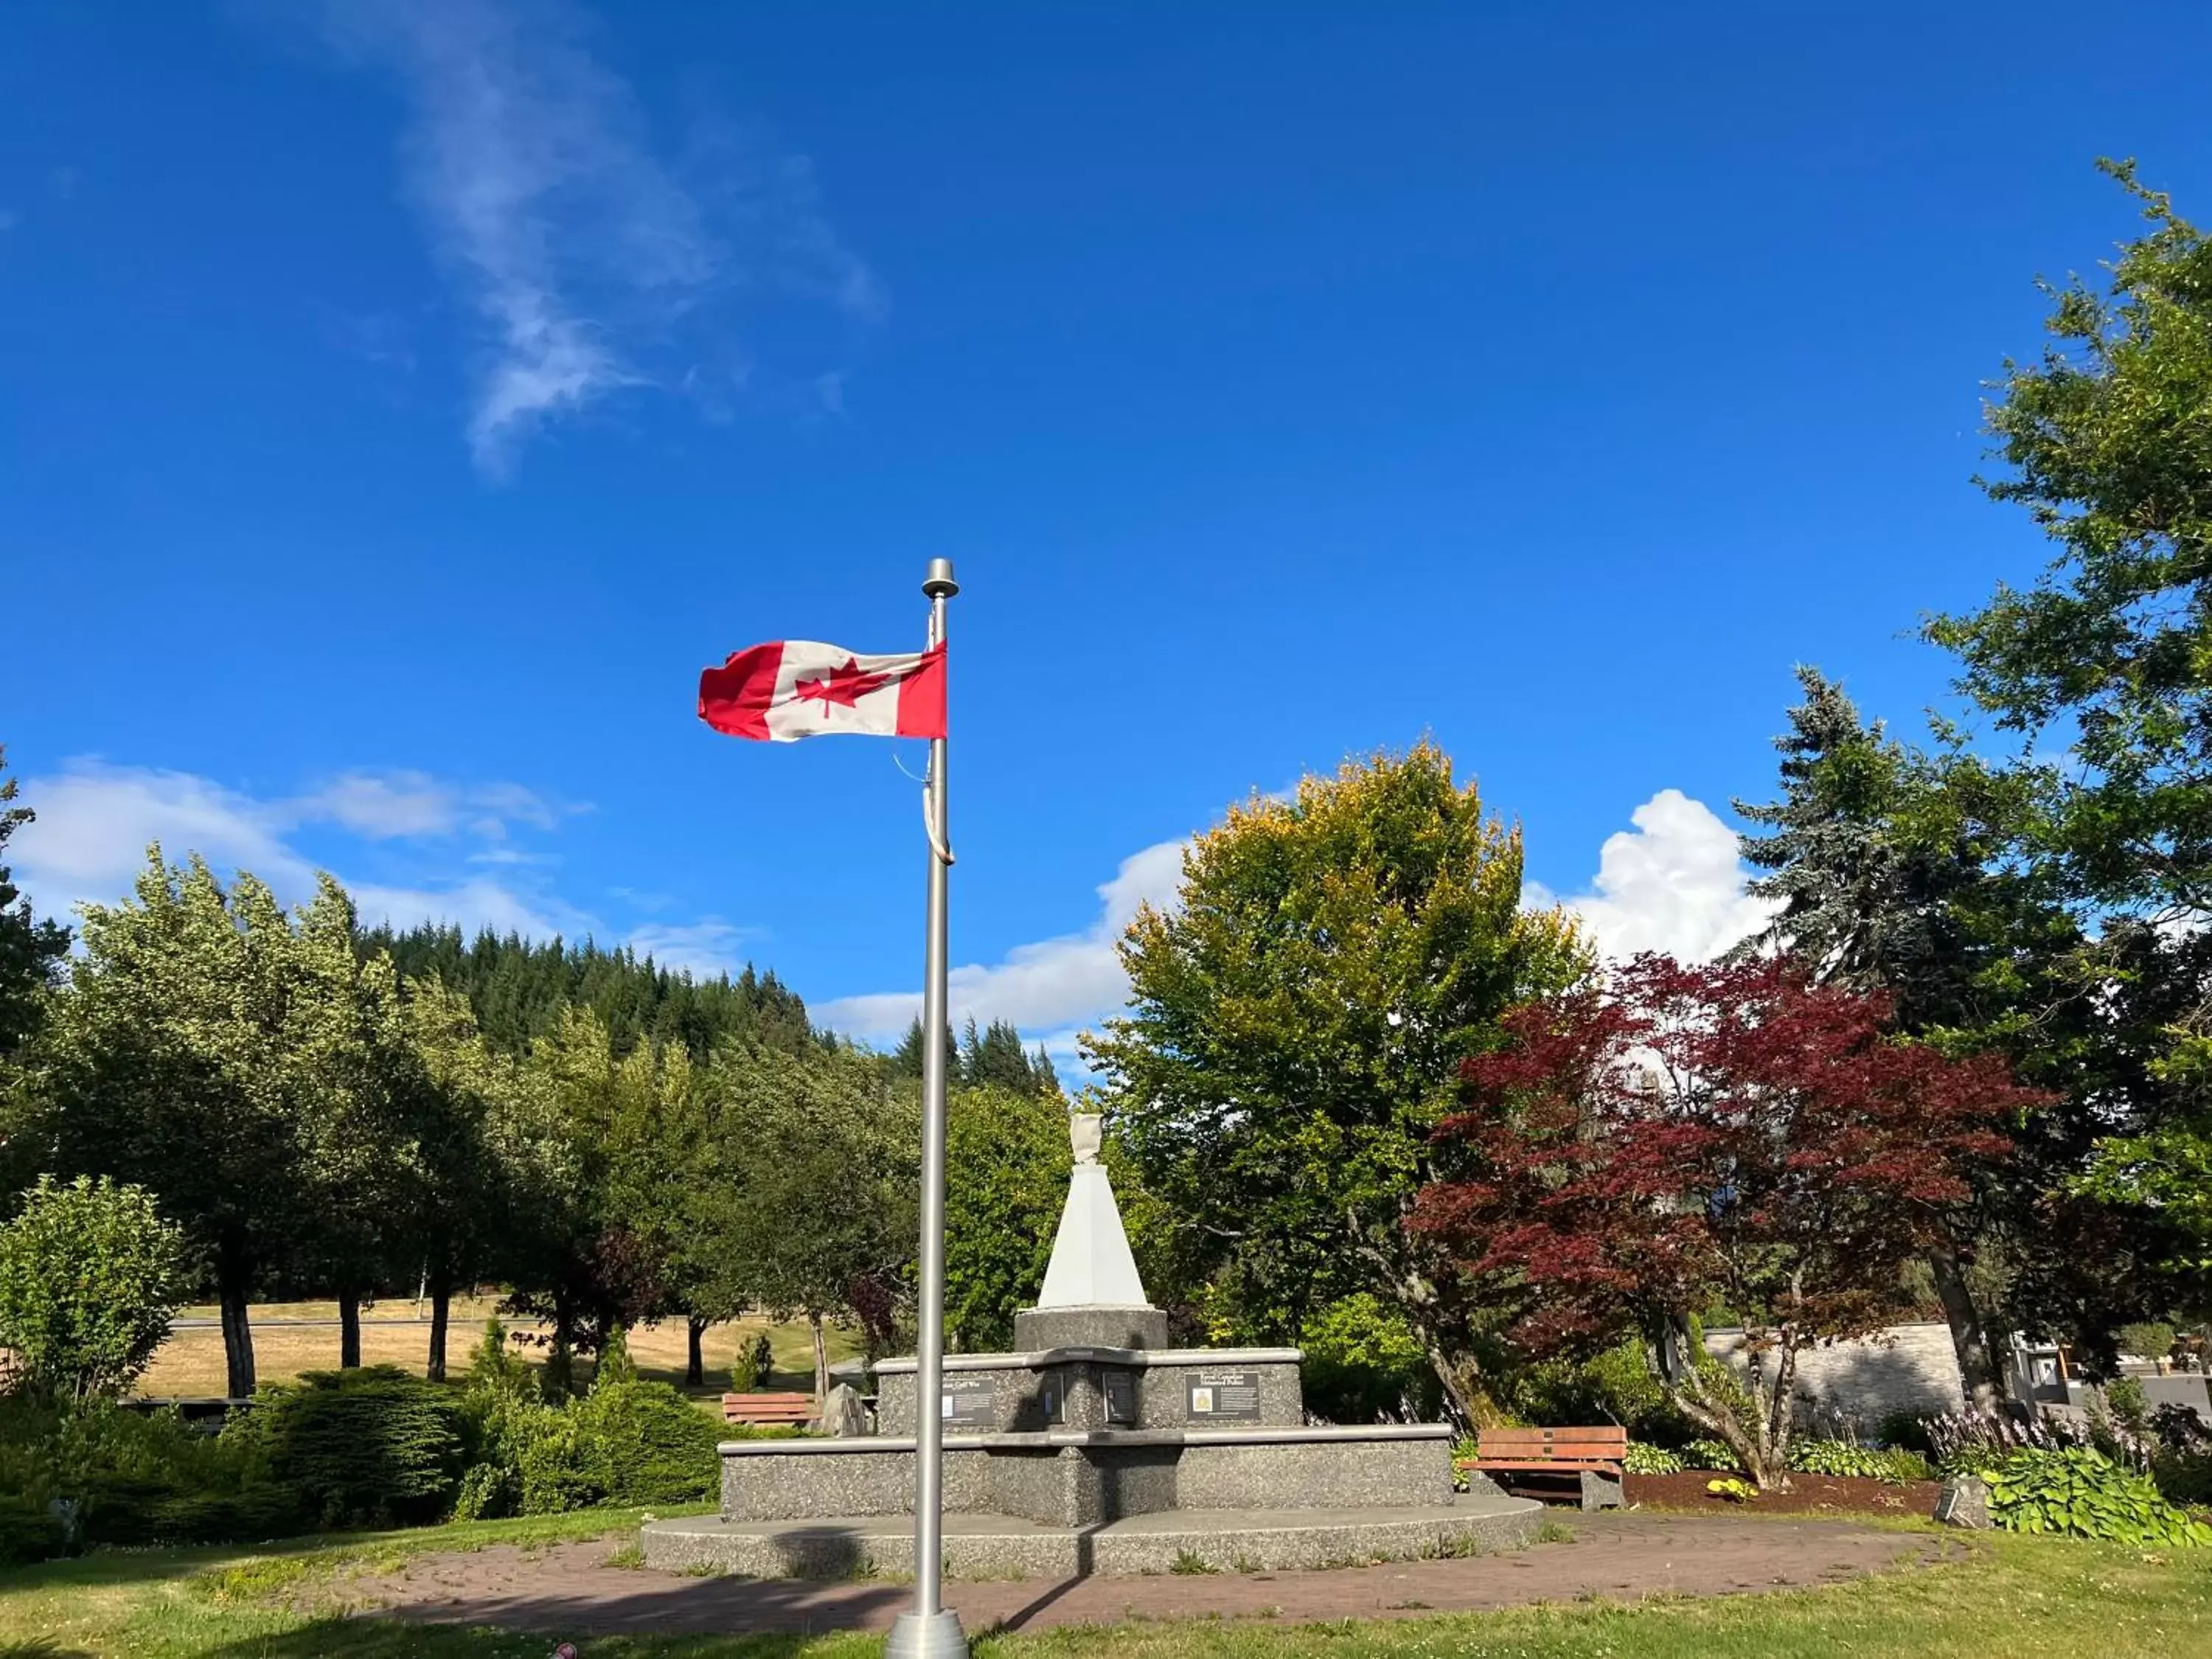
[1733,670,2068,1405]
[28,853,321,1394]
[285,877,429,1369]
[1927,159,2212,1287]
[700,1040,917,1399]
[943,1084,1071,1350]
[1085,742,1588,1421]
[399,978,571,1381]
[959,1019,1059,1097]
[503,1009,690,1394]
[0,746,69,1060]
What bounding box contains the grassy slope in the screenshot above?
[1,1519,2208,1658]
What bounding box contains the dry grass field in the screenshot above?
[133,1296,860,1400]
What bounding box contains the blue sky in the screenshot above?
[8,1,2211,1068]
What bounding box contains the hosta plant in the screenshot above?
[1986,1447,2212,1546]
[1787,1439,1930,1484]
[1683,1438,1740,1471]
[1621,1441,1684,1475]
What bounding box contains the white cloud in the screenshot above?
[818,789,1778,1073]
[320,0,879,473]
[9,762,314,917]
[815,838,1189,1052]
[1526,789,1778,964]
[8,759,603,946]
[349,877,586,940]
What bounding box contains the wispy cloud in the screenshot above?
[10,759,603,947]
[626,919,762,980]
[319,0,880,474]
[815,838,1189,1065]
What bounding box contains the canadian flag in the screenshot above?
[698,639,946,742]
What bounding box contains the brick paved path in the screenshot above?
[360,1512,1952,1638]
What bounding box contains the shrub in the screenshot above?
[0,1175,186,1403]
[594,1326,638,1388]
[2118,1321,2177,1362]
[749,1330,776,1387]
[1495,1338,1685,1444]
[0,1493,66,1566]
[0,1394,300,1557]
[2104,1376,2150,1434]
[572,1380,718,1506]
[1683,1438,1740,1471]
[1986,1446,2212,1546]
[728,1344,762,1394]
[512,1407,602,1515]
[237,1366,463,1528]
[1621,1441,1683,1474]
[451,1461,519,1523]
[1298,1294,1439,1423]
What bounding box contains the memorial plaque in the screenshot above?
[942,1374,995,1427]
[1038,1372,1065,1424]
[1103,1369,1138,1426]
[1185,1368,1263,1422]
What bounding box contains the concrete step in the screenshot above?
[640,1498,1545,1580]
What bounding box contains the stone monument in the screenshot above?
[641,1111,1540,1578]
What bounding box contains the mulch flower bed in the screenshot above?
[1624,1469,1942,1517]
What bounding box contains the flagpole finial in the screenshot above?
[922,557,959,599]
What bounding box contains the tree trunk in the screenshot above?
[686,1317,707,1388]
[338,1289,362,1369]
[218,1269,257,1398]
[1927,1240,2006,1411]
[810,1313,829,1406]
[426,1282,452,1383]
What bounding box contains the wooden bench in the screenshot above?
[721,1391,815,1427]
[1458,1425,1627,1510]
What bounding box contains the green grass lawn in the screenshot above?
[1,1515,2208,1658]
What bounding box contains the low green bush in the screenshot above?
[233,1366,464,1529]
[0,1492,66,1566]
[1986,1447,2212,1546]
[1621,1441,1683,1474]
[0,1395,297,1558]
[574,1380,719,1506]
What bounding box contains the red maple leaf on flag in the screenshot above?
[795,656,894,713]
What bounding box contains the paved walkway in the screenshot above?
[355,1512,1954,1638]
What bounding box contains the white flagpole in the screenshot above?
[889,556,967,1659]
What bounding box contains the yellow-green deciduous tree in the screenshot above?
[1085,742,1587,1422]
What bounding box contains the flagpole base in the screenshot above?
[886,1610,968,1659]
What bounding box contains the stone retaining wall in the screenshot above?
[1704,1322,1967,1425]
[717,1426,1453,1528]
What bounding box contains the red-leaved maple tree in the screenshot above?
[1412,955,2044,1487]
